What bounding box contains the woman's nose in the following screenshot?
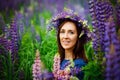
[64,33,68,38]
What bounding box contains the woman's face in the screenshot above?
[59,21,78,50]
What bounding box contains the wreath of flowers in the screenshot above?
[49,8,91,41]
[51,8,87,28]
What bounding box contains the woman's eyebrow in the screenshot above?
[68,29,75,32]
[60,29,75,32]
[60,29,65,31]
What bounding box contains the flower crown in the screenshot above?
[51,8,87,28]
[49,8,91,41]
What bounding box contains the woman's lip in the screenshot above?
[62,41,70,44]
[63,41,70,42]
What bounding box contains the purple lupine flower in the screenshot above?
[88,1,120,79]
[105,53,115,80]
[89,0,102,52]
[105,41,120,80]
[14,13,24,41]
[9,19,19,62]
[88,0,114,53]
[104,18,120,79]
[0,37,9,53]
[104,15,120,51]
[1,16,19,80]
[113,41,120,80]
[104,17,115,54]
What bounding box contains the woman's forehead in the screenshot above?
[61,21,76,30]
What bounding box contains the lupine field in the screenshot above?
[0,0,120,80]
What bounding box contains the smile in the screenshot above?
[62,41,70,45]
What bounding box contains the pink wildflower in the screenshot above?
[53,53,70,80]
[32,50,42,80]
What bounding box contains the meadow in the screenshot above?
[0,0,120,80]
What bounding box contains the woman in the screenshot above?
[51,9,90,80]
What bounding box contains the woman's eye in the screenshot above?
[69,31,74,34]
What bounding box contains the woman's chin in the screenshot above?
[62,46,72,50]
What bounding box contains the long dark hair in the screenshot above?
[57,18,88,63]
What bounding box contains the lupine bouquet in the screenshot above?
[32,51,82,80]
[53,53,81,80]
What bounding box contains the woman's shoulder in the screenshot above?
[74,58,86,68]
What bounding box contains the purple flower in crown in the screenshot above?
[51,8,82,27]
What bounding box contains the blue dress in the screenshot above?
[60,58,86,80]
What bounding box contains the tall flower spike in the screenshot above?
[32,49,42,80]
[53,53,61,79]
[89,0,114,53]
[9,18,19,62]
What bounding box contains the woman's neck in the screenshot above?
[65,49,74,60]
